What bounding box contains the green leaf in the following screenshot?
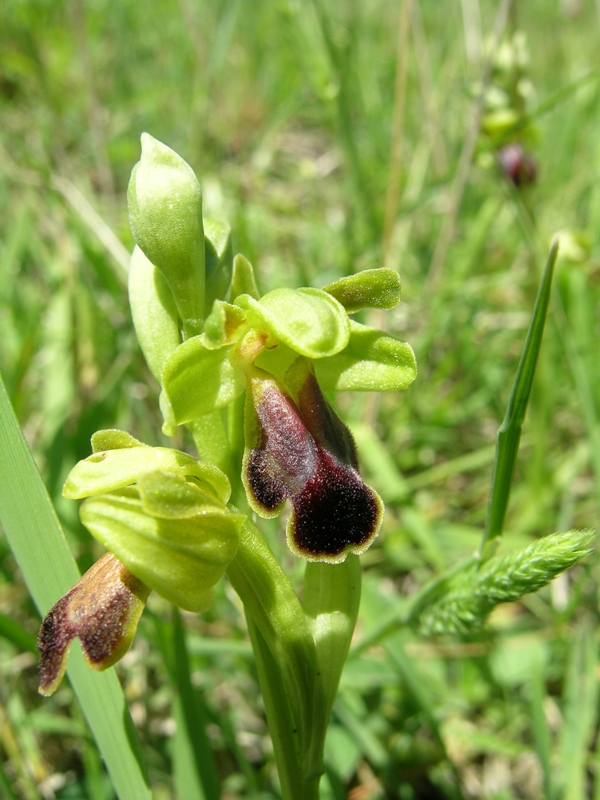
[0,372,152,800]
[322,268,401,312]
[170,608,221,800]
[315,320,417,391]
[162,335,244,422]
[480,238,559,558]
[303,556,361,727]
[81,489,243,611]
[236,287,350,358]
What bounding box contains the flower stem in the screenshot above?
[226,519,326,797]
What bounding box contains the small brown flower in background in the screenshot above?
[497,143,537,188]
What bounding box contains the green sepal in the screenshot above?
[128,246,181,385]
[322,268,401,312]
[128,134,205,338]
[202,300,248,349]
[80,488,243,612]
[315,320,417,392]
[162,336,244,423]
[230,253,260,301]
[236,288,350,359]
[63,443,231,505]
[159,390,179,437]
[204,218,233,316]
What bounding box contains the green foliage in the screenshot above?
[416,530,594,636]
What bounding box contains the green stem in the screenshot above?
[226,520,326,793]
[246,617,320,800]
[226,524,365,798]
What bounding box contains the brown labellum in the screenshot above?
[243,359,383,563]
[37,552,150,696]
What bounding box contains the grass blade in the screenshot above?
[170,608,220,800]
[479,238,560,558]
[559,629,598,800]
[0,370,153,800]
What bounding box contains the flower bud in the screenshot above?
[128,134,205,337]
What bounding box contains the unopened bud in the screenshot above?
[128,134,205,337]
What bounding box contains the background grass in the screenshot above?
[1,0,600,798]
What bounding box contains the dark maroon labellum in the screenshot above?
[242,360,383,563]
[290,450,381,559]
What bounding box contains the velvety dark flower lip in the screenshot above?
[38,553,150,696]
[289,447,383,561]
[243,359,383,563]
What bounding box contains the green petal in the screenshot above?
[315,320,417,392]
[236,288,350,358]
[138,471,224,519]
[204,218,233,316]
[230,253,260,301]
[162,335,244,422]
[63,446,231,504]
[81,490,243,612]
[322,268,401,312]
[91,429,146,452]
[202,300,247,349]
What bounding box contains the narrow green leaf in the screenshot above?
[170,608,220,800]
[530,659,556,800]
[204,218,233,315]
[559,629,599,800]
[0,371,153,800]
[480,238,560,558]
[128,245,181,386]
[229,253,260,301]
